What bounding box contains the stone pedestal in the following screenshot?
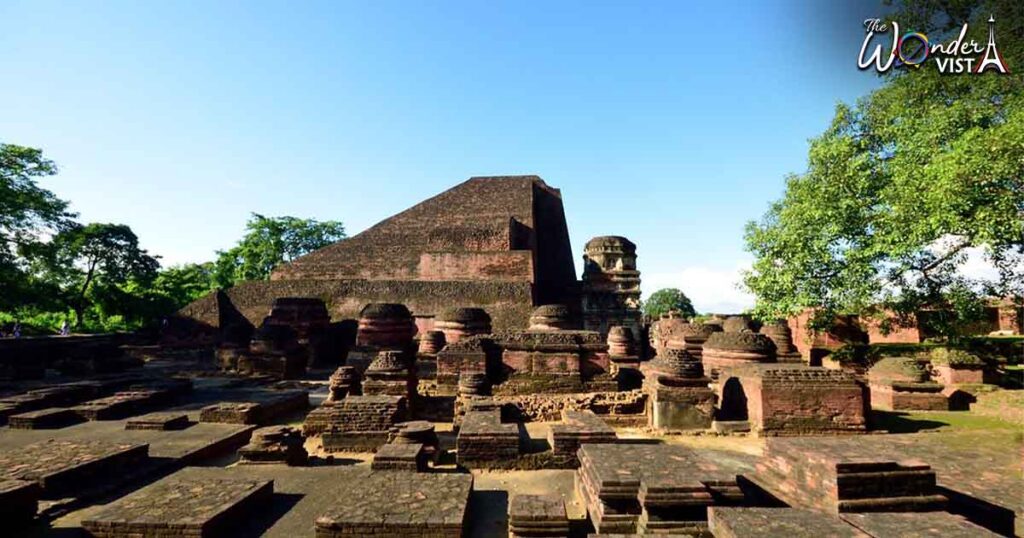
[238,425,308,466]
[868,358,948,411]
[701,331,776,380]
[760,319,803,362]
[644,348,715,431]
[435,307,492,343]
[362,350,417,400]
[326,366,361,402]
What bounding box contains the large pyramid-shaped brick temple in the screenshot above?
[180,176,580,330]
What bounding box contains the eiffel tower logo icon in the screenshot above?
[975,15,1010,74]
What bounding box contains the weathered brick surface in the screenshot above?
[840,512,1001,537]
[456,408,520,467]
[371,442,428,471]
[509,494,569,538]
[8,407,84,429]
[548,410,617,458]
[729,366,868,436]
[870,383,949,411]
[0,439,149,498]
[125,412,190,430]
[82,475,273,537]
[0,479,40,528]
[199,390,308,425]
[576,444,747,535]
[315,471,472,537]
[751,437,947,514]
[305,395,407,452]
[708,507,867,537]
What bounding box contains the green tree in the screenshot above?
[0,144,75,310]
[643,288,697,319]
[743,0,1024,335]
[33,223,161,328]
[214,213,345,286]
[151,263,217,308]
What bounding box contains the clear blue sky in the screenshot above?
[0,0,886,313]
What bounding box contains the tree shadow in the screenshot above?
[869,410,948,433]
[465,490,508,538]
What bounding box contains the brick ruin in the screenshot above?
[0,175,1016,538]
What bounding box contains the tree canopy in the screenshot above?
[0,143,346,333]
[643,288,697,320]
[743,0,1024,335]
[213,213,346,287]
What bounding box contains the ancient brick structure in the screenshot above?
[456,407,521,467]
[238,323,307,379]
[548,410,617,463]
[82,475,274,538]
[199,391,309,425]
[355,303,417,348]
[348,302,418,371]
[0,439,149,499]
[459,371,490,396]
[581,236,641,339]
[362,350,417,400]
[491,329,613,394]
[644,347,716,431]
[509,494,570,538]
[237,425,308,466]
[606,326,640,370]
[0,334,138,381]
[125,412,190,431]
[701,331,776,380]
[868,357,948,411]
[435,307,492,343]
[528,304,578,331]
[759,319,803,362]
[709,507,867,537]
[261,297,346,368]
[576,443,744,534]
[303,395,408,452]
[721,366,868,436]
[180,176,579,333]
[326,365,361,402]
[416,329,446,356]
[314,471,472,537]
[371,443,428,471]
[752,437,947,513]
[437,336,490,386]
[722,315,756,333]
[389,420,440,462]
[8,407,83,430]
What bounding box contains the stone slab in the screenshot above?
[125,412,191,430]
[82,475,274,537]
[8,407,84,429]
[0,439,149,498]
[708,507,867,538]
[315,470,473,537]
[840,512,1001,537]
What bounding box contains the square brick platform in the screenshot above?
[315,471,473,537]
[82,475,274,537]
[0,439,149,498]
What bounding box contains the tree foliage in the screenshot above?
[643,288,697,319]
[743,0,1024,335]
[0,144,75,310]
[31,223,161,327]
[213,213,346,286]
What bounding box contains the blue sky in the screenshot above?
[0,0,886,313]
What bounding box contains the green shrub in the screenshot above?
[930,347,984,367]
